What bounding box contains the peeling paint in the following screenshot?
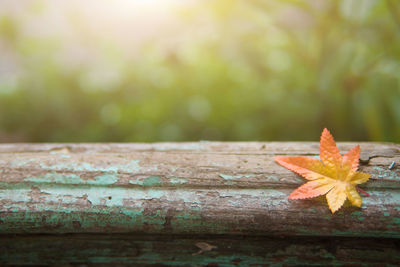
[372,167,400,180]
[130,176,187,186]
[93,174,119,185]
[226,181,236,186]
[25,173,119,185]
[120,208,144,218]
[169,177,188,185]
[0,182,399,237]
[219,174,246,180]
[129,179,143,186]
[143,176,163,186]
[1,142,399,245]
[129,176,163,187]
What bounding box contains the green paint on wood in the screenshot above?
[372,167,400,180]
[0,187,32,203]
[129,176,163,187]
[169,177,188,185]
[0,203,229,234]
[351,211,365,221]
[25,173,82,184]
[130,176,187,186]
[93,174,119,184]
[129,180,142,186]
[120,208,144,218]
[143,176,163,186]
[219,174,245,180]
[0,179,399,237]
[24,172,119,185]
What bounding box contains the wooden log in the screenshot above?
[0,142,399,265]
[0,142,399,237]
[1,234,399,266]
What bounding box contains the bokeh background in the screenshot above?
[0,0,399,143]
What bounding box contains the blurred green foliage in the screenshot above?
[0,0,399,142]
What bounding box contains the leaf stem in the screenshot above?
[356,187,370,197]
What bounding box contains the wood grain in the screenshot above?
[0,142,398,238]
[1,234,399,266]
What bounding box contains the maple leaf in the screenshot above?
[275,128,371,213]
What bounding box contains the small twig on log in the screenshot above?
[356,187,370,197]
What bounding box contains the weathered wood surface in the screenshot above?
[0,142,399,265]
[1,234,399,266]
[0,142,400,241]
[0,142,399,238]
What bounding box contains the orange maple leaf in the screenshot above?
[275,128,371,213]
